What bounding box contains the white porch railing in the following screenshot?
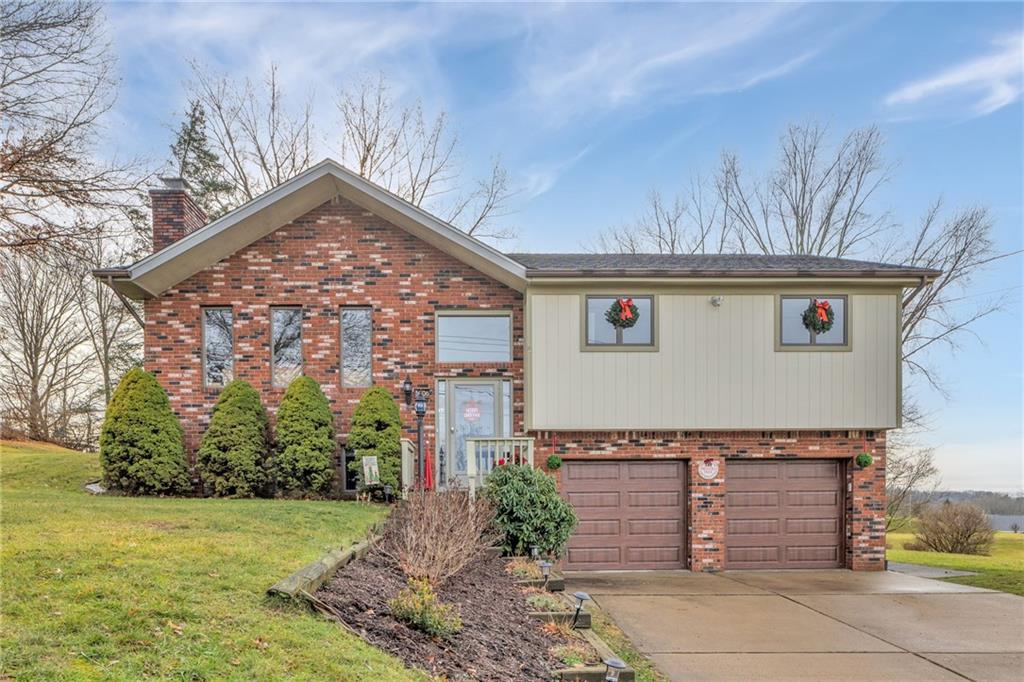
[465,437,535,496]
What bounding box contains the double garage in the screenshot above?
[560,459,845,571]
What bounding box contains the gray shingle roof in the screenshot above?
[506,253,940,278]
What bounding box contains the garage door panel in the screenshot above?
[563,460,686,571]
[787,490,839,506]
[727,459,843,570]
[627,518,682,536]
[565,491,620,508]
[575,519,621,536]
[726,491,780,508]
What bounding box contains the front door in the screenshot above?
[436,378,512,485]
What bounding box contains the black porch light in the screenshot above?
[402,376,413,405]
[571,591,590,628]
[603,658,626,682]
[530,545,539,560]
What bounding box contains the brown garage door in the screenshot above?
[562,460,687,570]
[726,459,844,569]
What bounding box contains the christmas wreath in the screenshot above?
[605,297,640,329]
[802,298,835,334]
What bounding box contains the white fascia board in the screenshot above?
[124,159,527,296]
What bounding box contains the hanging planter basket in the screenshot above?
[855,453,874,469]
[802,298,835,334]
[605,298,640,330]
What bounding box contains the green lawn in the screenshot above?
[887,531,1024,596]
[0,440,419,680]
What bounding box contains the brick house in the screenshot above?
[97,160,940,573]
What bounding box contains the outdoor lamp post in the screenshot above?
[414,388,430,486]
[603,658,626,682]
[571,591,590,628]
[539,560,552,587]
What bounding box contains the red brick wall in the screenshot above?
[150,187,208,251]
[144,196,524,469]
[533,429,887,571]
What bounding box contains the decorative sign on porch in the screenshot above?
[698,458,720,480]
[462,399,481,423]
[362,455,381,485]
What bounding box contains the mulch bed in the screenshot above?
[315,547,568,680]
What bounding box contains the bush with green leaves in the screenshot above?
[347,386,401,488]
[274,376,335,497]
[196,380,271,497]
[100,367,190,495]
[388,578,462,638]
[483,464,577,556]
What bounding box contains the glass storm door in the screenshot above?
[448,382,498,486]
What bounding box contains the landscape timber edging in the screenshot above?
[551,627,636,681]
[266,539,372,599]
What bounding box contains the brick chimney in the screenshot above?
[149,177,208,251]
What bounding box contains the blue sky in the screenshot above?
[103,2,1022,491]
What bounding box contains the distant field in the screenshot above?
[888,531,1024,596]
[0,440,415,680]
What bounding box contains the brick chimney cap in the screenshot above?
[156,176,192,191]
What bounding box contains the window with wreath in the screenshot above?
[585,295,654,347]
[779,295,848,347]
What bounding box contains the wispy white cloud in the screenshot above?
[521,146,593,199]
[885,33,1024,117]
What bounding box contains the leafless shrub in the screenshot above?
[914,501,995,555]
[378,489,498,586]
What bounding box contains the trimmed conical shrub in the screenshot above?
[274,376,335,496]
[197,380,271,497]
[347,386,401,489]
[100,367,190,495]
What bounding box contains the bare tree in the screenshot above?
[337,73,517,239]
[60,235,145,404]
[0,251,93,442]
[885,405,941,530]
[0,0,141,251]
[594,178,727,255]
[185,62,315,212]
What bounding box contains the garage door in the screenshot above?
[726,459,844,569]
[562,460,687,570]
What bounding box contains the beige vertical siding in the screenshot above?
[527,292,899,430]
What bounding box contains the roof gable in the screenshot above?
[104,160,527,298]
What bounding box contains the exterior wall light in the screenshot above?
[710,295,724,307]
[402,376,413,405]
[603,658,626,681]
[571,591,590,628]
[530,545,539,560]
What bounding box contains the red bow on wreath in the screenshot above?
[617,298,634,321]
[814,299,831,323]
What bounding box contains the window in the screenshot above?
[271,307,303,387]
[779,295,848,347]
[585,295,655,347]
[436,313,511,363]
[340,307,372,388]
[203,308,233,388]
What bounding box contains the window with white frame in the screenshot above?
[203,307,233,388]
[436,312,511,362]
[271,307,303,387]
[779,295,848,347]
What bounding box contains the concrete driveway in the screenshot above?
[566,570,1024,681]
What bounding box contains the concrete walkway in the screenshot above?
[566,570,1024,681]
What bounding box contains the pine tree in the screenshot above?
[169,100,235,218]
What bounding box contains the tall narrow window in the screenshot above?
[341,307,372,387]
[203,308,233,388]
[271,307,303,388]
